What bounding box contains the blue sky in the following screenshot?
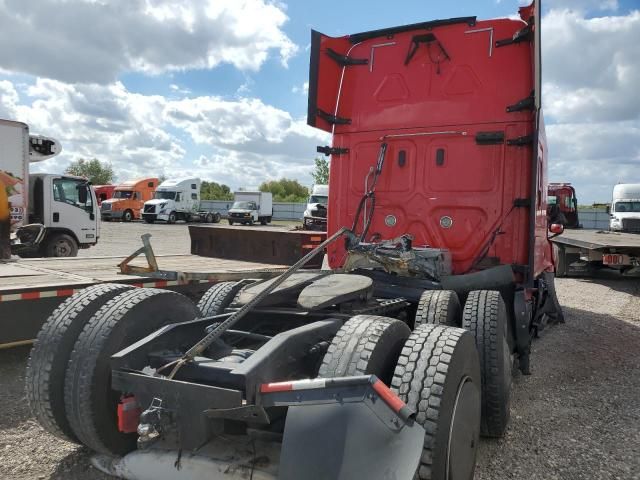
[0,0,638,202]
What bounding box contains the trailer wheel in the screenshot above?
[318,315,410,384]
[25,284,134,443]
[197,281,242,317]
[554,244,567,277]
[462,290,511,437]
[64,288,199,455]
[391,324,481,480]
[415,290,461,327]
[44,233,79,257]
[122,209,133,222]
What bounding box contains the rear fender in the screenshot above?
[260,376,424,480]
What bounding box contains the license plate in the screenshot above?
[602,254,626,265]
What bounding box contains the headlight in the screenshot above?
[304,210,311,217]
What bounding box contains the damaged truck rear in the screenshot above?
[26,2,563,479]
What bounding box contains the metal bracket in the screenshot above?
[317,145,349,156]
[316,109,351,125]
[507,91,535,113]
[475,131,505,145]
[326,48,368,66]
[507,134,534,147]
[495,24,533,48]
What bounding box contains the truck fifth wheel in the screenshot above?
[27,2,561,479]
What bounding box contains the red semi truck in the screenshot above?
[26,2,563,479]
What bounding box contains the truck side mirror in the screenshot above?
[78,185,88,204]
[549,223,564,235]
[606,206,610,214]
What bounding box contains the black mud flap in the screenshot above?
[260,376,424,480]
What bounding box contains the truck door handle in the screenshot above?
[53,212,59,222]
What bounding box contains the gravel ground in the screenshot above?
[1,232,639,479]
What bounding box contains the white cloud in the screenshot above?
[6,77,327,187]
[0,0,298,84]
[542,8,640,202]
[292,81,309,95]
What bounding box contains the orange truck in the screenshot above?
[100,177,159,222]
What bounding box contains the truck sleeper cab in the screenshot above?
[610,183,640,233]
[101,178,159,222]
[142,177,201,224]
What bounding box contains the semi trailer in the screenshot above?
[26,3,562,479]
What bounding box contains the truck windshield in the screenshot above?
[232,201,255,209]
[614,201,640,213]
[309,195,328,205]
[113,191,133,199]
[154,191,175,200]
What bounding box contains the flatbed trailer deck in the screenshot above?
[550,229,640,276]
[0,254,285,347]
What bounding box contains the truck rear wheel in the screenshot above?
[25,284,134,443]
[318,315,410,384]
[44,233,79,257]
[260,217,268,225]
[205,213,213,223]
[415,290,461,327]
[64,288,200,455]
[122,209,133,222]
[197,281,243,317]
[228,220,234,225]
[462,290,512,437]
[391,324,481,480]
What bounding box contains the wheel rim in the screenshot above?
[124,211,131,221]
[446,376,480,480]
[53,239,73,257]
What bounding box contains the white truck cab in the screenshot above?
[142,177,201,224]
[610,184,640,233]
[303,184,328,231]
[1,119,99,257]
[228,191,273,226]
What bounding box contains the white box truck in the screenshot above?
[610,183,640,233]
[303,184,328,231]
[0,119,99,257]
[227,191,273,225]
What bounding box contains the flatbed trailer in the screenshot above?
[0,254,285,347]
[550,229,640,276]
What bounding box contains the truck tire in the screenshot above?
[318,315,410,384]
[44,233,79,257]
[25,284,134,443]
[248,218,254,226]
[554,244,567,277]
[214,212,221,223]
[415,290,461,327]
[64,288,200,455]
[167,212,176,224]
[122,209,133,222]
[462,290,511,437]
[205,213,213,223]
[260,217,268,225]
[197,281,242,317]
[228,220,234,225]
[391,324,481,480]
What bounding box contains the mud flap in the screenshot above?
[260,376,424,480]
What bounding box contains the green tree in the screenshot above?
[259,178,309,203]
[65,158,114,185]
[312,157,329,185]
[201,180,233,200]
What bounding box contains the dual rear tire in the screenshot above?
[319,314,482,480]
[26,286,200,456]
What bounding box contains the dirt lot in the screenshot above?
[1,222,639,479]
